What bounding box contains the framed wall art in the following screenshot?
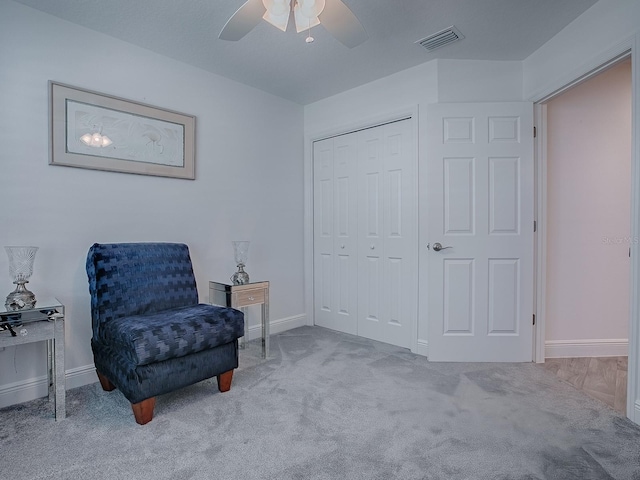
[49,82,195,179]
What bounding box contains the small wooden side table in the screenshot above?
[0,298,65,420]
[209,281,269,358]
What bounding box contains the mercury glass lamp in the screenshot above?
[5,246,38,310]
[231,241,250,285]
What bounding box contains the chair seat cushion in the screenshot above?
[100,304,244,367]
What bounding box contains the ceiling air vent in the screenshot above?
[416,26,464,52]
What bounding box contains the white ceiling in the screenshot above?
[14,0,598,105]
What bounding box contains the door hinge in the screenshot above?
[533,314,536,326]
[534,220,537,232]
[534,126,537,138]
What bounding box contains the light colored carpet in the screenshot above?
[2,326,639,479]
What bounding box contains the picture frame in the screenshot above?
[49,81,195,179]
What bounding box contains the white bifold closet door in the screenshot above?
[313,119,416,349]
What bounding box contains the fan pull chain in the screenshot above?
[306,17,314,43]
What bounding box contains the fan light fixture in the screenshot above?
[219,0,368,48]
[262,0,325,34]
[80,127,112,148]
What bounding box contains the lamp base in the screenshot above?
[231,264,250,285]
[5,282,36,310]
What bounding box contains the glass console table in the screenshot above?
[0,298,65,420]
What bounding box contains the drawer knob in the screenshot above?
[370,244,375,250]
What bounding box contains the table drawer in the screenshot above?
[234,288,265,307]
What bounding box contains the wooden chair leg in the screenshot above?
[217,369,234,392]
[131,397,156,425]
[96,370,116,391]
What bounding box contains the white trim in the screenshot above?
[416,340,429,358]
[629,33,640,423]
[303,124,314,330]
[535,51,631,105]
[66,364,98,389]
[527,37,636,103]
[0,374,48,409]
[544,339,629,359]
[304,105,421,352]
[245,314,307,341]
[409,106,420,354]
[417,102,430,359]
[533,103,547,364]
[0,364,96,409]
[307,107,419,145]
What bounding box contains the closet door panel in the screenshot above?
[313,134,358,335]
[313,138,336,329]
[332,134,358,334]
[381,120,416,348]
[358,130,384,336]
[358,119,416,348]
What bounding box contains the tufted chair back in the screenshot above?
[86,243,199,342]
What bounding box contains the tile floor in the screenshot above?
[542,356,628,414]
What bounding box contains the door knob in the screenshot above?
[432,242,452,252]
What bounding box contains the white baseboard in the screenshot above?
[545,338,628,358]
[0,315,306,409]
[311,337,624,360]
[66,364,99,389]
[0,374,49,409]
[415,339,429,358]
[0,364,97,409]
[408,339,627,361]
[245,314,306,341]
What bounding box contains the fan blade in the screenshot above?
[319,0,368,48]
[219,0,266,41]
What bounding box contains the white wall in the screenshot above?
[304,60,438,135]
[304,58,523,134]
[523,0,640,101]
[545,60,632,354]
[0,1,305,407]
[437,59,523,103]
[304,58,524,355]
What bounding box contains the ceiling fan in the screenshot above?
[219,0,368,47]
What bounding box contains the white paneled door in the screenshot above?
[313,119,416,349]
[426,103,534,361]
[357,120,415,348]
[314,133,359,335]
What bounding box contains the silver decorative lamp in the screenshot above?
[231,241,250,285]
[5,246,38,310]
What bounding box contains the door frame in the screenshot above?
[304,106,420,353]
[532,37,639,423]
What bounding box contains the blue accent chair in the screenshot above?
[86,242,244,425]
